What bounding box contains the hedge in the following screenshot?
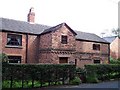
[85,64,120,81]
[2,63,76,88]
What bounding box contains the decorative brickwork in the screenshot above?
[38,24,109,67]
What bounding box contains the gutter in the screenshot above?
[76,39,110,44]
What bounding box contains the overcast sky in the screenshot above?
[0,0,119,36]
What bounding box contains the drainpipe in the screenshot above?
[25,34,28,63]
[108,43,110,64]
[75,59,77,66]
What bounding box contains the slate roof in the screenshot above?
[0,18,50,34]
[0,17,109,43]
[103,36,117,43]
[75,31,109,43]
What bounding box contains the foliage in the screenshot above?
[70,76,81,85]
[76,67,86,83]
[76,67,85,73]
[85,64,120,81]
[110,57,120,64]
[86,74,99,83]
[112,28,120,37]
[2,63,76,88]
[117,58,120,61]
[2,80,49,88]
[0,53,8,63]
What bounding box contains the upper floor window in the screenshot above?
[93,44,100,51]
[7,34,22,46]
[61,35,67,44]
[8,56,21,63]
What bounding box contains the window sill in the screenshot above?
[5,45,23,49]
[93,50,100,51]
[61,43,68,44]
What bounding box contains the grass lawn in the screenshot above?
[2,80,63,88]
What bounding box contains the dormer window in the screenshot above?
[7,34,22,46]
[61,35,67,44]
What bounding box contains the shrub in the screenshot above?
[0,53,8,63]
[110,57,120,64]
[117,58,120,61]
[70,76,81,85]
[85,64,120,81]
[2,64,76,88]
[86,76,99,83]
[86,73,99,83]
[76,67,86,83]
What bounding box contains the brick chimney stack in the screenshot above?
[27,7,35,23]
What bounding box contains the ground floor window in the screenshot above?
[59,57,68,64]
[8,56,21,63]
[94,60,100,64]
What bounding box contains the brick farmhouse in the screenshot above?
[0,8,110,67]
[104,36,120,60]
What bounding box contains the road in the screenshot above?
[32,80,120,90]
[3,80,120,90]
[59,80,120,88]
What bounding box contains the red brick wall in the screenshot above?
[76,41,109,53]
[51,26,76,50]
[51,52,76,64]
[2,32,26,63]
[110,37,120,59]
[77,60,92,68]
[39,33,52,49]
[39,25,76,50]
[75,40,109,67]
[39,25,76,64]
[0,32,2,53]
[39,53,54,63]
[27,35,39,63]
[1,32,39,63]
[39,33,53,63]
[38,25,109,67]
[39,52,75,65]
[1,28,109,67]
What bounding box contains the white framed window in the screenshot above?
[8,56,21,63]
[7,34,22,46]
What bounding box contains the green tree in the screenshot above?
[112,28,120,37]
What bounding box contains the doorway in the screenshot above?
[59,57,68,64]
